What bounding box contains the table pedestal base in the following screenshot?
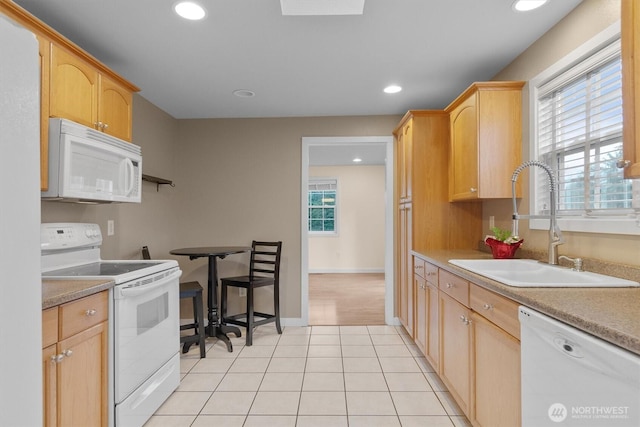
[206,324,242,352]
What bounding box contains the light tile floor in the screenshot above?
[145,325,472,427]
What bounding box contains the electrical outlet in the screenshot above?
[239,288,247,297]
[107,220,115,236]
[489,215,495,229]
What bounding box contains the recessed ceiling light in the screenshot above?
[384,85,402,94]
[512,0,548,12]
[174,1,206,20]
[353,157,362,163]
[233,89,255,98]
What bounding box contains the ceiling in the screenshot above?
[14,0,582,121]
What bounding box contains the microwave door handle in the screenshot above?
[123,158,135,196]
[118,269,182,298]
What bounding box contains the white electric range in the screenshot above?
[41,223,182,427]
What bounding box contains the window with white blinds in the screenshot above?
[531,33,640,235]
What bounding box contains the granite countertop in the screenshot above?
[414,249,640,356]
[42,279,115,309]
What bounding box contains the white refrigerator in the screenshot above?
[0,14,42,427]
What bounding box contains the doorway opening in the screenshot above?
[301,136,395,326]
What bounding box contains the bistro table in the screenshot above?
[170,246,251,352]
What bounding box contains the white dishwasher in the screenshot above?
[519,306,640,427]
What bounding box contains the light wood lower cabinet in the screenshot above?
[398,202,413,337]
[42,292,109,427]
[418,262,522,425]
[414,258,439,371]
[439,291,472,417]
[471,312,521,427]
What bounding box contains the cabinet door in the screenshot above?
[50,45,98,129]
[42,345,57,427]
[99,74,133,141]
[396,120,413,202]
[57,321,108,427]
[449,94,478,201]
[397,203,413,337]
[622,0,640,178]
[414,274,427,354]
[471,313,521,427]
[425,282,439,371]
[38,35,51,191]
[439,292,471,416]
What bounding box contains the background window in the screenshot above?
[308,179,337,233]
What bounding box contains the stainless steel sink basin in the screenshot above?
[448,259,639,288]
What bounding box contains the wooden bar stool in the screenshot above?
[142,246,206,358]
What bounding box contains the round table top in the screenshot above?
[170,246,251,257]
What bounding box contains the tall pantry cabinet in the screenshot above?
[394,111,481,338]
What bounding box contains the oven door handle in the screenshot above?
[118,269,182,298]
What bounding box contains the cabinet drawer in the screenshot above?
[59,292,108,340]
[439,270,469,306]
[42,307,59,348]
[470,284,520,339]
[424,262,438,286]
[414,257,426,279]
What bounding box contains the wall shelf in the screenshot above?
[142,174,174,191]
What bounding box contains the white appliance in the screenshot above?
[0,15,42,427]
[519,306,640,427]
[41,223,181,427]
[42,118,142,203]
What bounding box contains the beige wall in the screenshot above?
[171,116,399,318]
[308,165,386,272]
[483,0,639,265]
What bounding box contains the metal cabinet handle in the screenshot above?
[102,123,109,130]
[483,303,493,310]
[470,187,477,193]
[616,159,631,169]
[86,309,97,316]
[51,354,64,363]
[446,283,453,288]
[62,349,73,357]
[459,315,472,325]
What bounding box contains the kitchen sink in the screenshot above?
[448,259,640,288]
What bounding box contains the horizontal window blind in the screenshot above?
[535,39,634,217]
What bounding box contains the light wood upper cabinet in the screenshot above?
[622,0,640,178]
[0,1,139,189]
[397,119,413,202]
[99,74,133,141]
[50,44,99,129]
[446,82,525,201]
[50,45,133,142]
[38,35,51,191]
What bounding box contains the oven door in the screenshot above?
[113,267,181,403]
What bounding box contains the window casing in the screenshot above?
[530,25,640,235]
[308,179,337,234]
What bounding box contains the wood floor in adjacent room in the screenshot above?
[309,272,385,325]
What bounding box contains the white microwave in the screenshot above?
[42,118,142,203]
